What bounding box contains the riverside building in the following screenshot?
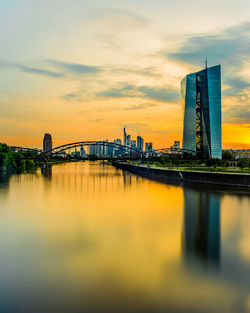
[181,64,222,159]
[43,133,52,154]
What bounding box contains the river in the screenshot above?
[0,161,249,313]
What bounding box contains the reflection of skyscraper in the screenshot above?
[43,133,52,154]
[41,164,52,179]
[181,65,221,159]
[182,189,220,265]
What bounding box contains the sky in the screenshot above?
[0,0,250,149]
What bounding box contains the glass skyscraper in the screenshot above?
[181,65,222,159]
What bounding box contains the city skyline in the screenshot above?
[0,0,250,149]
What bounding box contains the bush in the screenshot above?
[222,150,233,160]
[237,159,244,169]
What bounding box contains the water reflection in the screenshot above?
[0,162,249,313]
[41,164,52,179]
[182,189,220,266]
[0,171,11,188]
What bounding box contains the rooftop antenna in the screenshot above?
[205,57,208,69]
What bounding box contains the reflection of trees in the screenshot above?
[0,172,11,187]
[182,189,220,266]
[0,172,12,201]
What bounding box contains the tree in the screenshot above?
[222,150,233,160]
[237,159,244,169]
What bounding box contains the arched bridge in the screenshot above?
[11,142,196,159]
[45,141,141,157]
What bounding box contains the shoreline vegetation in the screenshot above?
[130,152,250,174]
[0,143,40,172]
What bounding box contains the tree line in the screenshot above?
[0,143,40,171]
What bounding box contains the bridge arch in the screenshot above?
[44,141,141,157]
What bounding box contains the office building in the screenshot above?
[148,142,153,152]
[170,141,180,153]
[88,145,97,156]
[137,136,144,152]
[114,139,123,156]
[43,133,52,154]
[123,128,127,146]
[80,145,86,158]
[127,135,131,147]
[131,140,137,150]
[181,64,222,159]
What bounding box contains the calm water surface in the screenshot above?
[0,161,250,313]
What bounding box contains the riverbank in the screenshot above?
[113,162,250,188]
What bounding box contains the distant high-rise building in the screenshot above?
[89,145,96,156]
[43,133,52,154]
[137,136,144,152]
[170,141,180,153]
[114,139,123,156]
[123,128,127,146]
[131,140,137,150]
[127,135,131,147]
[145,142,153,153]
[181,64,222,159]
[80,145,86,157]
[114,138,122,145]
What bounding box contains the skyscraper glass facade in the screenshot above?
[181,65,222,159]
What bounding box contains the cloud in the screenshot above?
[18,65,64,78]
[124,103,157,110]
[97,85,136,98]
[62,93,81,101]
[110,66,161,77]
[137,86,179,102]
[223,105,250,124]
[97,84,179,103]
[0,60,64,78]
[90,9,150,32]
[163,22,250,98]
[0,59,101,79]
[166,22,250,66]
[47,60,100,75]
[93,118,103,122]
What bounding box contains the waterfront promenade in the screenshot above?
[114,162,250,188]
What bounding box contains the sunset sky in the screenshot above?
[0,0,250,149]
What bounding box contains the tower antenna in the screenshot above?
[205,57,208,69]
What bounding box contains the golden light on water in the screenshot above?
[0,162,249,312]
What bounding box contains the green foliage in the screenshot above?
[222,150,234,160]
[0,144,16,169]
[0,143,39,171]
[237,159,244,169]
